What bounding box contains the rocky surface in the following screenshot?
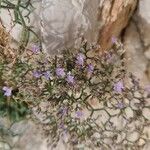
[0,118,48,150]
[123,0,150,85]
[0,0,137,54]
[37,0,138,54]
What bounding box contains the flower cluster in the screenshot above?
[0,38,149,149]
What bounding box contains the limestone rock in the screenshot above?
[41,0,137,54]
[98,0,137,51]
[0,0,137,54]
[123,0,150,83]
[137,0,150,47]
[123,22,149,85]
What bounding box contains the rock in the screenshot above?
[124,22,149,85]
[0,142,10,150]
[0,0,137,54]
[142,108,150,120]
[93,110,109,125]
[127,131,139,142]
[123,0,150,83]
[10,120,29,136]
[144,47,150,60]
[110,116,126,130]
[0,1,41,45]
[138,138,146,146]
[137,0,150,47]
[41,0,137,53]
[14,121,47,150]
[0,117,11,129]
[124,107,134,119]
[98,0,137,51]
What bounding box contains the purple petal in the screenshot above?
[76,53,85,66]
[31,44,40,53]
[66,73,74,84]
[87,64,94,74]
[2,86,12,97]
[111,36,117,44]
[114,81,124,93]
[43,71,51,80]
[2,86,8,91]
[56,68,65,78]
[33,71,42,78]
[75,110,83,118]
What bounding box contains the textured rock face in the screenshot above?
[98,0,137,51]
[41,0,100,54]
[0,0,137,54]
[124,0,150,84]
[124,22,149,85]
[138,0,150,47]
[41,0,137,54]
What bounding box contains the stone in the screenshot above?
[124,22,149,85]
[123,0,150,83]
[0,142,10,150]
[137,0,150,47]
[142,108,150,120]
[143,126,150,139]
[144,47,150,60]
[14,121,47,150]
[124,107,134,119]
[10,120,29,136]
[127,131,139,142]
[0,117,11,129]
[0,0,137,54]
[110,116,126,130]
[138,138,146,146]
[93,110,109,125]
[98,0,137,51]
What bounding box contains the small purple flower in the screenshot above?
[87,64,94,74]
[111,36,117,44]
[114,81,124,93]
[2,86,12,97]
[43,71,51,80]
[117,102,125,109]
[76,53,85,66]
[56,67,65,78]
[75,110,83,118]
[33,70,42,78]
[105,53,114,64]
[31,44,40,53]
[66,73,75,85]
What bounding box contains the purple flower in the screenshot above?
[31,44,40,53]
[43,71,51,80]
[117,102,125,109]
[111,36,117,44]
[76,53,85,66]
[66,73,75,84]
[33,70,42,78]
[56,67,65,78]
[114,81,124,93]
[2,86,12,97]
[87,64,94,74]
[75,110,83,118]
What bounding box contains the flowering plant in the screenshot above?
[0,27,149,148]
